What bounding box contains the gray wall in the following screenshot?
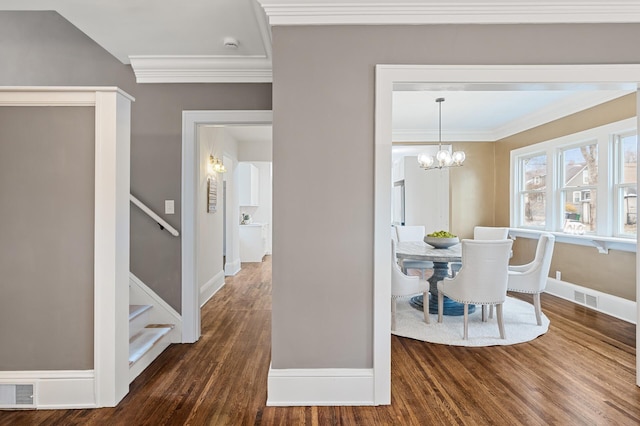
[0,106,95,370]
[0,11,271,315]
[271,23,640,369]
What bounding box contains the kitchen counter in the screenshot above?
[239,223,267,262]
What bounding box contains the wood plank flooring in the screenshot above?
[2,256,639,425]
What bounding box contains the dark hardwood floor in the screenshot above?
[2,256,639,425]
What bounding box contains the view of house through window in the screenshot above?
[520,154,547,227]
[616,133,637,235]
[562,143,598,233]
[511,118,637,239]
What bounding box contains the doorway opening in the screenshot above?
[375,65,640,404]
[181,110,273,343]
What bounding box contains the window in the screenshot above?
[614,133,637,236]
[515,153,547,228]
[572,191,581,203]
[561,143,597,233]
[511,118,637,239]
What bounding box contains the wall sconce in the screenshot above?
[209,155,227,174]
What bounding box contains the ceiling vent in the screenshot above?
[0,384,35,408]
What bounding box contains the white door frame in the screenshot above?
[374,64,640,404]
[181,110,273,343]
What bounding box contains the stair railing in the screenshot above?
[130,194,180,237]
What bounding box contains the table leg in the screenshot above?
[409,261,475,316]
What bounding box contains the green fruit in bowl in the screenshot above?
[427,230,457,238]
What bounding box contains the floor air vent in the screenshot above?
[574,291,586,304]
[0,384,35,408]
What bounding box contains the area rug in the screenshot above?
[392,296,549,347]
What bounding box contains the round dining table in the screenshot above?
[395,241,475,316]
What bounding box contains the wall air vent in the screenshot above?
[585,294,599,309]
[573,290,599,309]
[0,384,35,408]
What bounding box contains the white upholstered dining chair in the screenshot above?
[474,226,510,240]
[394,225,434,279]
[508,233,555,326]
[437,239,513,339]
[451,226,510,277]
[391,240,429,331]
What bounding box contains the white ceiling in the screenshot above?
[0,0,272,82]
[392,90,632,142]
[220,125,272,145]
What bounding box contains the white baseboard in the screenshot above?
[267,366,375,406]
[545,278,636,324]
[224,258,241,276]
[129,273,183,343]
[0,370,95,409]
[200,269,225,307]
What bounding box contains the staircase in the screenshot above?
[128,304,175,383]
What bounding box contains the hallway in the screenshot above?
[2,256,639,425]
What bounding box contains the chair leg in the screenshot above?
[391,298,397,331]
[489,304,494,319]
[481,305,487,322]
[496,303,506,339]
[423,291,430,324]
[463,304,469,340]
[533,293,542,326]
[438,290,444,323]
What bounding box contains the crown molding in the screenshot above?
[257,0,640,25]
[129,56,272,83]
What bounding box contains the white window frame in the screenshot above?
[613,131,638,237]
[514,152,548,229]
[559,141,599,234]
[510,117,636,253]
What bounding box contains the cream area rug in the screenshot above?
[392,296,550,347]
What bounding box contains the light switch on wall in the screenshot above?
[165,200,175,215]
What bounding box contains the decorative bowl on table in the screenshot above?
[424,235,460,249]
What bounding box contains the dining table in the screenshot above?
[395,240,475,316]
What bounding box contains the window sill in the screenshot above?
[508,228,637,254]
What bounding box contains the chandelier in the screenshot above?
[417,97,465,170]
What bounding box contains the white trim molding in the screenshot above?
[130,56,272,84]
[257,0,640,26]
[267,367,375,406]
[225,258,242,276]
[0,87,133,408]
[545,278,636,324]
[182,110,273,344]
[129,273,183,344]
[0,371,95,410]
[200,270,226,307]
[375,64,640,402]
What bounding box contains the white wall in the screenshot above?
[222,130,241,275]
[403,150,450,234]
[239,139,272,162]
[197,127,226,302]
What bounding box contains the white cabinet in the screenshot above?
[239,163,259,206]
[239,224,267,262]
